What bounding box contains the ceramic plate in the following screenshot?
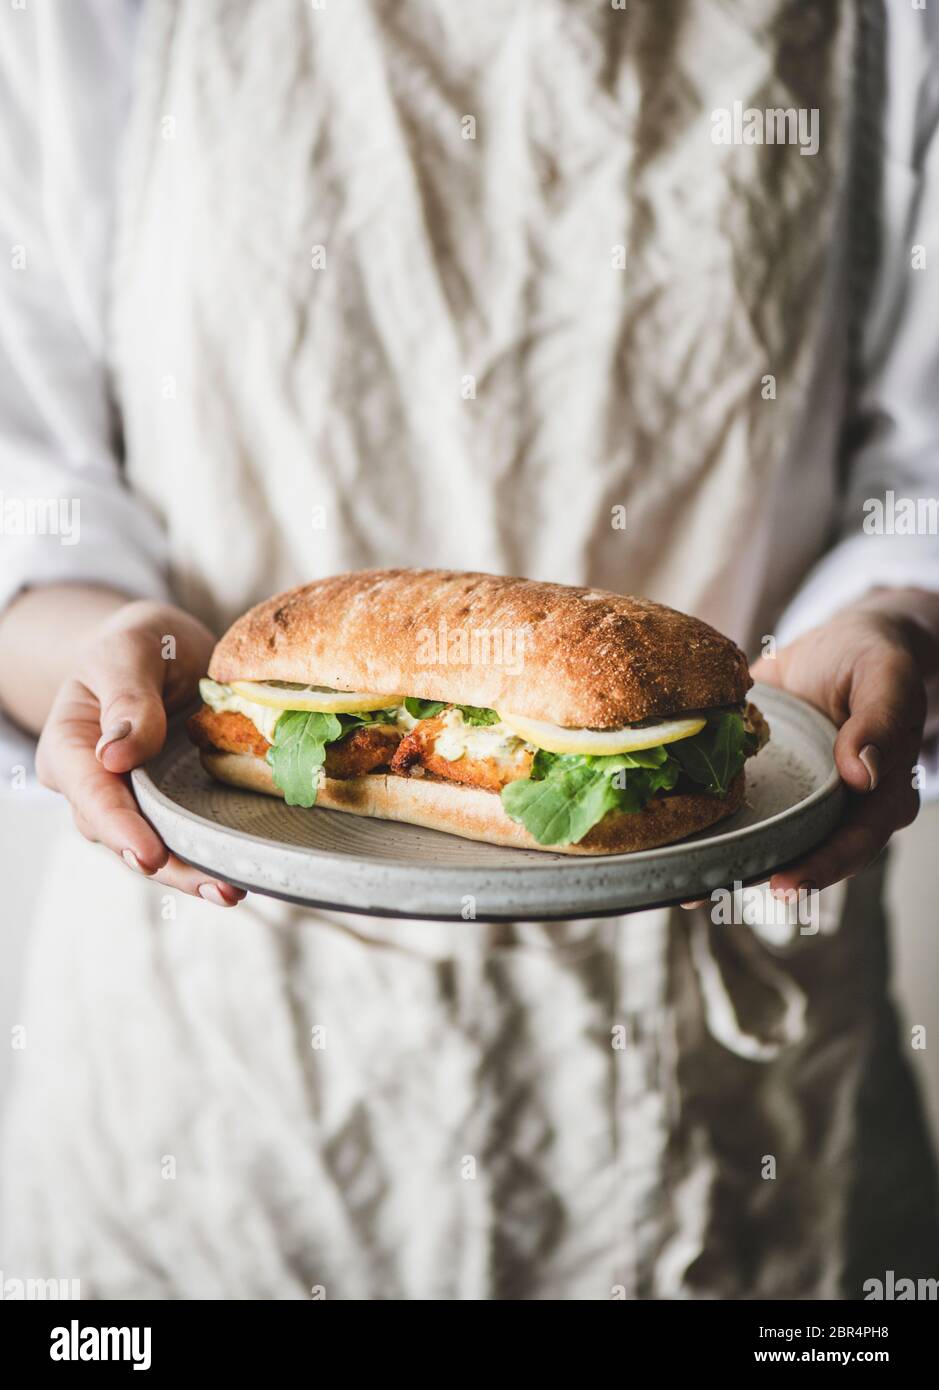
[131,684,843,921]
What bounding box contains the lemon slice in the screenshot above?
[229,680,402,713]
[496,711,707,755]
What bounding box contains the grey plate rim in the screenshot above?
[131,684,845,920]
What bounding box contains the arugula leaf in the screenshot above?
[342,708,398,728]
[402,699,499,726]
[669,713,746,794]
[266,710,343,807]
[530,748,558,780]
[404,697,447,720]
[456,705,500,726]
[500,751,679,846]
[591,746,670,770]
[500,713,750,846]
[607,756,679,801]
[503,720,749,845]
[501,762,622,846]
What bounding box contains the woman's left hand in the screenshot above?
[749,591,939,896]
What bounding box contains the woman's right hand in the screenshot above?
[34,598,246,906]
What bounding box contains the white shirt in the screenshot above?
[1,0,939,777]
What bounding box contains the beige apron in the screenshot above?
[2,0,936,1298]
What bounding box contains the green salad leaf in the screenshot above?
[266,711,343,807]
[595,752,680,807]
[501,713,749,846]
[529,747,558,781]
[344,707,399,728]
[404,697,447,720]
[266,707,398,807]
[501,761,623,846]
[669,713,745,795]
[501,750,679,846]
[403,699,499,725]
[456,705,500,726]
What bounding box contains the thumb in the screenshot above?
[749,653,783,688]
[833,644,925,794]
[84,629,169,773]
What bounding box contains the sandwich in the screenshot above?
[187,569,769,854]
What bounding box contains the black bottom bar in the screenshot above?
[2,1296,934,1376]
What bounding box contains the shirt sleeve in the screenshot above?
[775,3,939,646]
[0,0,168,616]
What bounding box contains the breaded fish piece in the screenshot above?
[325,723,402,777]
[188,706,270,758]
[187,707,401,777]
[390,715,533,793]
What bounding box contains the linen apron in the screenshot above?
[2,0,937,1298]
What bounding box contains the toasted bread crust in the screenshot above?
[208,569,751,728]
[199,749,746,856]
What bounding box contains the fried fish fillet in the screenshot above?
[188,707,270,757]
[390,714,533,793]
[187,707,401,777]
[325,723,402,777]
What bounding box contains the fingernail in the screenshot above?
[681,899,707,909]
[199,883,238,907]
[96,720,132,761]
[122,848,147,874]
[858,744,880,792]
